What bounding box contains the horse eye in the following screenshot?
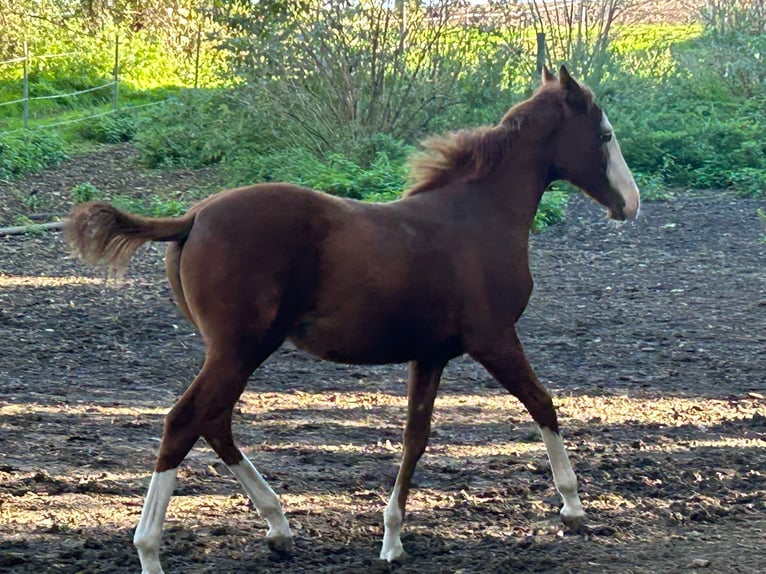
[600,132,612,143]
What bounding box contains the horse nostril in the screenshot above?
[623,197,640,220]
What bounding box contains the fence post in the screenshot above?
[113,33,119,111]
[22,40,29,129]
[194,20,202,89]
[535,32,546,76]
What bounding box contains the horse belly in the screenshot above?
[288,309,456,365]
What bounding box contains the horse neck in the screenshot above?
[477,146,552,234]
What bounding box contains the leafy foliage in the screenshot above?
[3,0,766,233]
[729,168,766,198]
[79,112,137,143]
[534,187,569,231]
[0,131,67,178]
[134,92,230,168]
[224,147,408,201]
[601,21,766,197]
[69,180,187,217]
[0,0,224,90]
[111,195,187,217]
[633,171,674,202]
[215,1,518,152]
[70,182,103,204]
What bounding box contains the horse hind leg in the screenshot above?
[202,407,292,554]
[133,339,286,574]
[469,331,586,530]
[134,467,177,574]
[165,242,195,327]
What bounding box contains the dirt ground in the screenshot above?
[1,146,765,574]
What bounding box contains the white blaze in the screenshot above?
[602,113,640,220]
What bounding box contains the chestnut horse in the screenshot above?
[66,66,639,573]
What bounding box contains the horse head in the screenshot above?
[544,66,640,221]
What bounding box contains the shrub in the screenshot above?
[356,152,409,202]
[111,195,187,218]
[0,131,67,178]
[592,15,766,196]
[134,91,243,168]
[70,182,103,203]
[534,187,569,232]
[602,47,766,192]
[634,171,674,202]
[79,112,137,143]
[224,147,407,201]
[729,168,766,198]
[217,2,517,151]
[350,133,414,168]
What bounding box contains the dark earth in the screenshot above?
[1,145,765,573]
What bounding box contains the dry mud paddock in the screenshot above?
[1,152,765,573]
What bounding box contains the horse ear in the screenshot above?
[559,65,586,110]
[542,66,556,84]
[559,65,577,90]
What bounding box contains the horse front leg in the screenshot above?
[538,425,585,530]
[469,330,586,530]
[380,356,447,562]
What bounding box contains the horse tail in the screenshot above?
[65,201,195,276]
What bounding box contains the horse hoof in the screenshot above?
[380,551,406,563]
[266,535,294,556]
[379,543,405,563]
[561,513,588,533]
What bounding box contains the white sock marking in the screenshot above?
[540,427,585,520]
[134,469,177,574]
[602,113,640,220]
[380,484,404,561]
[228,455,292,541]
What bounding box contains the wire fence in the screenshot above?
[0,34,190,136]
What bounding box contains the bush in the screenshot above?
[729,168,766,198]
[351,133,414,168]
[79,112,137,143]
[634,171,673,202]
[70,182,103,203]
[0,131,67,178]
[70,182,187,217]
[134,91,243,168]
[534,187,569,232]
[224,147,407,201]
[217,2,517,151]
[111,195,187,217]
[226,145,567,228]
[602,30,766,194]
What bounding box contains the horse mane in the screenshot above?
[405,124,515,197]
[404,81,592,197]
